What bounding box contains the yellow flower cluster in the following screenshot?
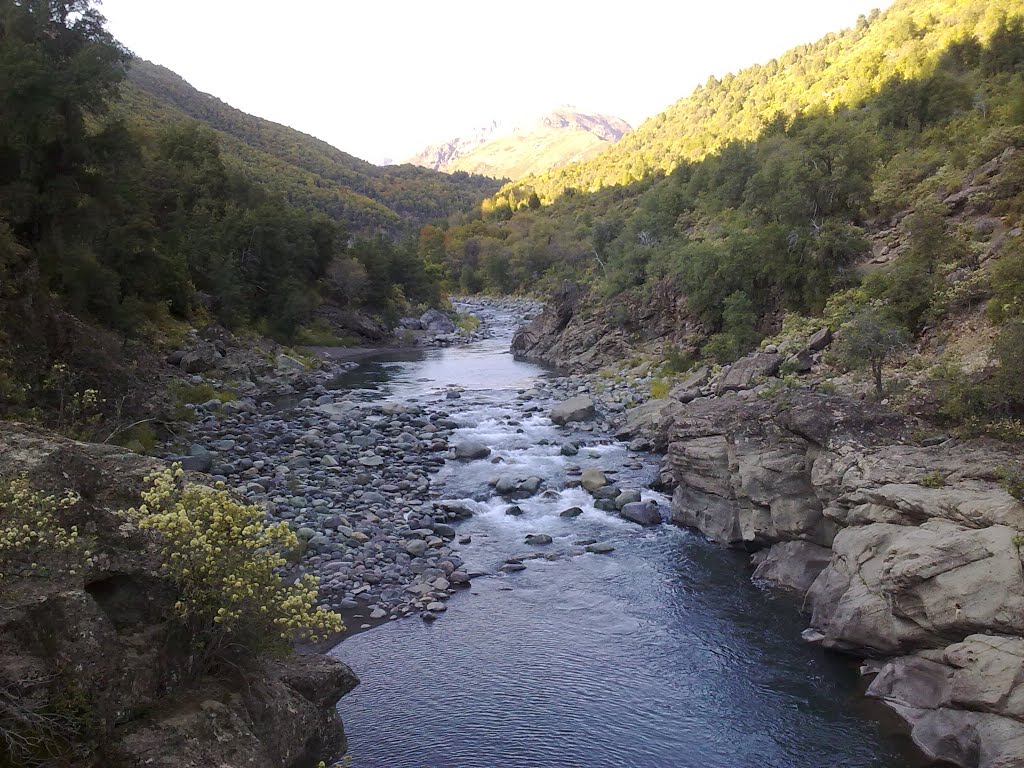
[0,477,80,582]
[128,466,343,649]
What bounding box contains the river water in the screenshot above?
[328,305,925,768]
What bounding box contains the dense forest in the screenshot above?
[0,0,491,424]
[419,0,1024,427]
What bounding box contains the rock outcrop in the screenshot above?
[0,424,357,767]
[511,279,702,372]
[662,391,1024,767]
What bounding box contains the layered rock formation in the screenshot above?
[0,425,357,767]
[662,392,1024,767]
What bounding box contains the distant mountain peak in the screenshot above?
[406,108,633,180]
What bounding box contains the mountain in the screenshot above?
[407,108,632,180]
[118,61,502,234]
[407,120,503,173]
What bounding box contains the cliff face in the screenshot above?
[661,392,1024,767]
[0,425,357,768]
[511,279,701,372]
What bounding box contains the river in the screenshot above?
[327,302,926,768]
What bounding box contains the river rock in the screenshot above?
[865,637,1024,767]
[751,541,832,595]
[179,342,222,373]
[580,467,608,492]
[525,533,553,546]
[560,506,584,518]
[717,353,781,393]
[614,489,641,509]
[276,353,306,372]
[670,366,710,403]
[455,441,491,460]
[614,399,682,452]
[404,539,428,557]
[806,327,832,352]
[807,520,1024,655]
[586,542,615,554]
[550,396,596,426]
[420,308,456,333]
[495,475,543,498]
[619,501,661,526]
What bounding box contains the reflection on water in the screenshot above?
[325,308,924,768]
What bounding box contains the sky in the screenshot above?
[99,0,894,165]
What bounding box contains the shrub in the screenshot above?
[456,313,481,333]
[987,240,1024,322]
[920,471,946,488]
[662,345,693,374]
[0,478,81,583]
[997,465,1024,502]
[128,467,342,669]
[294,320,354,347]
[169,381,236,406]
[650,378,671,399]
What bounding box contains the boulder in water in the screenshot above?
[619,501,661,526]
[550,396,596,426]
[455,441,491,460]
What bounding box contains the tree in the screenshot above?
[835,306,911,397]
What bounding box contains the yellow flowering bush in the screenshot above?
[128,466,342,659]
[0,478,80,583]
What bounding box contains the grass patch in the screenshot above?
[456,314,481,333]
[920,471,946,488]
[111,421,159,453]
[650,378,671,399]
[169,381,236,406]
[293,321,357,347]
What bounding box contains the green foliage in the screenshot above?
[997,465,1024,501]
[702,290,759,364]
[169,381,235,407]
[920,471,947,488]
[650,378,671,399]
[988,238,1024,322]
[864,202,970,331]
[130,466,343,667]
[988,321,1024,413]
[119,61,500,235]
[456,313,481,333]
[294,320,356,347]
[662,345,694,374]
[834,306,912,397]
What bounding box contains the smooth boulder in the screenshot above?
[619,501,661,526]
[455,441,491,460]
[550,396,596,426]
[580,468,609,493]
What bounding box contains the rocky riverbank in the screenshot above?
[162,297,543,628]
[0,425,357,768]
[511,319,1024,768]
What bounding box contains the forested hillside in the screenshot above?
[0,0,474,429]
[428,0,1024,432]
[499,0,1021,204]
[121,60,501,234]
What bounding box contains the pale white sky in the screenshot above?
[99,0,892,165]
